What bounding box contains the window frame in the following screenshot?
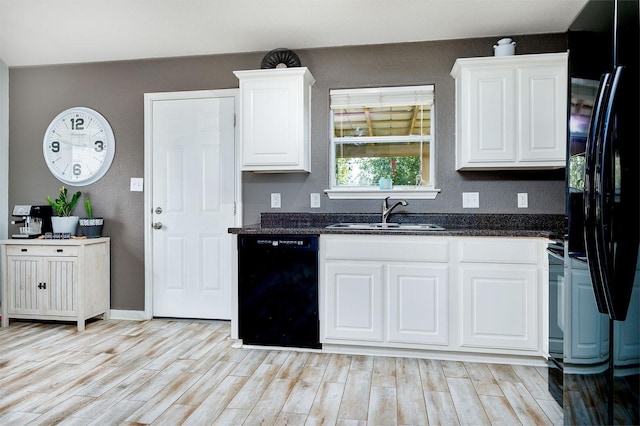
[325,85,440,200]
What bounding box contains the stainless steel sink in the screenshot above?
[326,222,446,231]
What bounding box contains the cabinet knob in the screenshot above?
[37,282,47,290]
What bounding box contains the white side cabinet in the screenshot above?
[234,67,315,172]
[451,52,568,170]
[321,235,450,348]
[1,238,110,331]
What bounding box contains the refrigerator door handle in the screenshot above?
[584,72,612,315]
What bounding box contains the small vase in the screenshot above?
[78,217,104,238]
[51,216,79,235]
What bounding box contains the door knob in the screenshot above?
[152,222,163,230]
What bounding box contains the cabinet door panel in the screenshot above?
[387,264,448,345]
[6,257,42,314]
[518,65,567,163]
[323,262,383,341]
[243,80,299,165]
[466,68,516,163]
[46,257,77,315]
[460,265,538,351]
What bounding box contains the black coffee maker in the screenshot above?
[11,205,53,239]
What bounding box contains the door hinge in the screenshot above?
[233,114,237,127]
[233,202,237,215]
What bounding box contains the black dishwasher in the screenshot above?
[238,234,320,349]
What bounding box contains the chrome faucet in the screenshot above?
[381,196,408,223]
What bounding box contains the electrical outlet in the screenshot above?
[270,193,281,208]
[518,193,528,208]
[310,193,321,208]
[462,192,479,208]
[130,178,144,192]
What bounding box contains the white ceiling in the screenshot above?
[0,0,588,67]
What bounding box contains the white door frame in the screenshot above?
[143,89,242,322]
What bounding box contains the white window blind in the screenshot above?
[330,85,434,109]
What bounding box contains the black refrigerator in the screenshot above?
[558,0,640,423]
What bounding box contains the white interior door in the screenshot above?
[147,91,237,319]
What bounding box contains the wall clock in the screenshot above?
[43,107,115,186]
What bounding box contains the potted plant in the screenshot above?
[78,198,104,238]
[46,186,82,235]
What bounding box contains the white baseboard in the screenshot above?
[109,310,148,321]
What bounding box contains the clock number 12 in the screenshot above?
[70,118,84,130]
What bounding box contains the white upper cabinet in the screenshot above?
[234,67,315,172]
[451,52,568,170]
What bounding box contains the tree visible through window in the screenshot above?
[330,85,435,190]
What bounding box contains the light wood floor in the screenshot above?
[0,319,562,425]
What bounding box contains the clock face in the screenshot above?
[43,107,116,186]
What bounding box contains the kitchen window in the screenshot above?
[326,85,440,199]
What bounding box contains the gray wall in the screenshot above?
[8,33,566,311]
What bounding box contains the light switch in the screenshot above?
[271,193,281,208]
[130,178,144,192]
[462,192,479,208]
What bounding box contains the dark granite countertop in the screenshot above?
[228,213,564,239]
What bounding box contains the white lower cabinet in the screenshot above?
[320,235,547,359]
[322,235,449,348]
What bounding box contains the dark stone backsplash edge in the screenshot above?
[258,212,564,233]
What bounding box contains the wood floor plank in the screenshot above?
[442,360,469,378]
[81,399,145,426]
[337,370,372,421]
[396,357,429,425]
[479,394,521,425]
[244,378,296,424]
[149,402,196,426]
[212,407,251,425]
[488,363,522,383]
[125,371,202,424]
[537,398,563,426]
[447,377,491,425]
[226,363,281,409]
[228,346,269,376]
[464,362,503,397]
[183,375,248,425]
[322,353,352,384]
[424,390,460,426]
[176,361,238,406]
[276,351,311,380]
[350,354,374,372]
[125,359,195,403]
[499,381,553,425]
[511,364,556,400]
[368,386,398,425]
[307,381,345,425]
[372,356,396,388]
[418,358,449,392]
[282,380,321,414]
